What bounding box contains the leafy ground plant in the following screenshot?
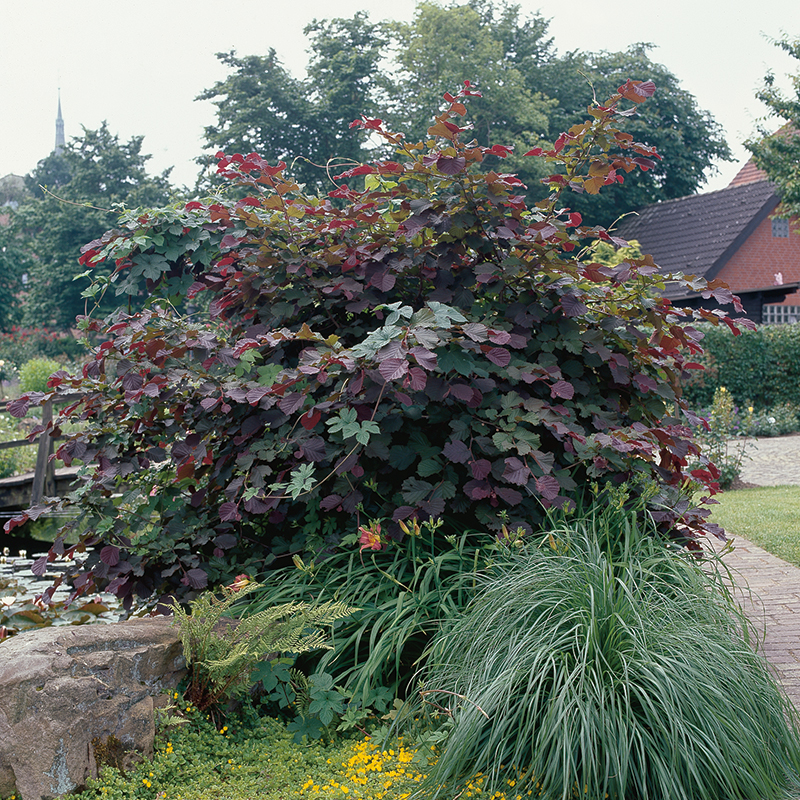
[172,576,354,712]
[409,502,800,800]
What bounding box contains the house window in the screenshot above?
[763,304,800,324]
[772,217,790,237]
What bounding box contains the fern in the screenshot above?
[170,581,355,711]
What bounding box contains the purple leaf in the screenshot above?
[437,155,466,175]
[449,383,474,401]
[421,498,446,517]
[7,396,31,417]
[410,347,438,370]
[279,392,305,415]
[122,372,143,392]
[633,373,658,393]
[443,439,471,463]
[496,487,523,506]
[369,271,396,292]
[100,546,120,566]
[471,459,492,479]
[185,569,208,590]
[486,348,510,367]
[408,367,427,391]
[32,555,48,577]
[486,329,511,345]
[300,438,327,462]
[462,323,488,342]
[392,505,416,521]
[464,479,492,500]
[502,457,531,486]
[320,494,343,511]
[561,294,589,317]
[214,533,237,549]
[536,475,561,501]
[200,397,219,411]
[220,502,242,522]
[379,358,408,382]
[550,381,575,400]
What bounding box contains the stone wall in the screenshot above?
[0,617,184,800]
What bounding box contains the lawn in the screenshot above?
[710,485,800,568]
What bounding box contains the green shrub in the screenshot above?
[18,357,62,393]
[7,83,745,606]
[0,327,84,370]
[683,323,800,410]
[410,504,800,800]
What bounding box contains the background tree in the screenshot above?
[16,123,173,330]
[0,214,30,331]
[746,35,800,217]
[198,17,387,194]
[530,43,733,225]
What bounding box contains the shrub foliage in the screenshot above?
[6,81,747,607]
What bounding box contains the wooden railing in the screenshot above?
[0,395,80,506]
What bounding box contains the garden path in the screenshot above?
[714,434,800,709]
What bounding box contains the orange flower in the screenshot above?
[228,574,251,591]
[358,522,384,552]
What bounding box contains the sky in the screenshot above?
[1,0,798,194]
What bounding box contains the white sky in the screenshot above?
[2,0,798,194]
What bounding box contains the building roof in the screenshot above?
[615,178,780,296]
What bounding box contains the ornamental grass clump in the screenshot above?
[412,505,800,800]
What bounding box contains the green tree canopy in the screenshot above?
[15,123,173,330]
[198,14,387,194]
[746,35,800,217]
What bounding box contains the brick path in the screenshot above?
[717,536,800,709]
[714,434,800,708]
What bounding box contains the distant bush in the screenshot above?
[682,324,800,410]
[0,327,84,371]
[18,357,62,393]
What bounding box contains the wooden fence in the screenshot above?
[0,395,79,506]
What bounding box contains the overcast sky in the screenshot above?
[2,0,798,194]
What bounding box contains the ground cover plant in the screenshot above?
[710,484,800,567]
[5,80,749,609]
[409,499,800,800]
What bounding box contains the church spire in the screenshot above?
[55,90,65,153]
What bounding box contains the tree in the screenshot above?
[15,123,173,330]
[387,2,554,188]
[746,35,800,217]
[522,43,733,225]
[6,82,747,609]
[197,16,389,194]
[0,214,31,331]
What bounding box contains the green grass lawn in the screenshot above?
[710,485,800,568]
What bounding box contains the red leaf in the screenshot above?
[176,461,195,482]
[618,79,656,104]
[300,409,322,430]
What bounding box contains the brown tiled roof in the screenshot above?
[728,159,769,187]
[614,179,779,295]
